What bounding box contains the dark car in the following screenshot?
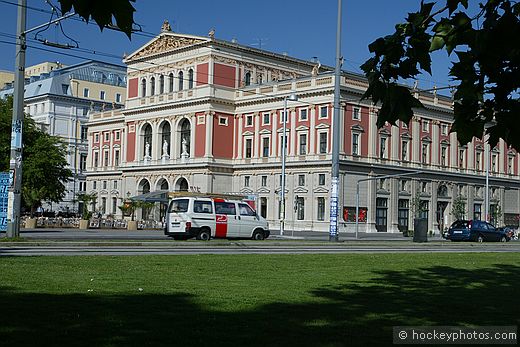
[445,220,511,242]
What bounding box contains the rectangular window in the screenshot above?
[100,90,106,100]
[376,198,388,229]
[101,197,106,214]
[112,197,117,214]
[80,154,87,172]
[102,180,107,190]
[62,84,69,94]
[352,107,360,120]
[299,108,308,121]
[104,132,110,141]
[317,197,325,221]
[194,201,213,214]
[441,124,448,135]
[318,174,325,186]
[401,140,408,161]
[114,150,120,167]
[422,143,429,164]
[476,152,482,170]
[380,137,387,159]
[298,174,305,186]
[262,113,270,125]
[319,106,328,119]
[398,199,409,231]
[441,146,447,166]
[244,176,250,187]
[280,111,287,123]
[262,137,270,157]
[93,181,97,190]
[115,93,122,103]
[474,203,482,220]
[83,88,89,97]
[299,133,307,155]
[296,196,305,220]
[422,120,429,132]
[104,150,109,166]
[81,126,88,141]
[94,133,99,143]
[245,139,252,158]
[261,175,267,187]
[113,180,118,189]
[508,157,514,174]
[319,132,327,154]
[246,115,253,127]
[219,117,228,126]
[279,134,288,156]
[260,197,267,218]
[94,152,99,167]
[352,133,360,156]
[82,107,89,116]
[215,201,236,215]
[492,154,498,172]
[115,131,120,141]
[459,148,465,168]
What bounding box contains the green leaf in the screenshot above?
[430,35,445,51]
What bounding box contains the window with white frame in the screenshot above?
[319,106,328,119]
[103,150,109,166]
[380,137,387,159]
[441,124,448,135]
[318,173,325,186]
[261,175,267,187]
[299,108,308,121]
[114,150,120,167]
[83,88,89,97]
[104,132,110,141]
[441,146,448,166]
[244,176,250,187]
[401,140,408,161]
[103,180,107,190]
[245,138,253,158]
[279,134,288,156]
[421,181,428,193]
[459,148,465,168]
[352,107,360,120]
[100,90,106,100]
[93,181,97,190]
[219,116,228,126]
[279,110,287,124]
[476,151,482,170]
[492,153,498,172]
[508,156,514,174]
[319,132,328,154]
[245,115,253,127]
[93,152,99,167]
[115,93,122,103]
[296,196,305,220]
[94,133,99,142]
[422,142,429,164]
[262,137,270,157]
[298,174,305,186]
[422,120,429,132]
[113,180,118,189]
[317,197,325,221]
[115,131,120,141]
[80,154,87,171]
[299,133,307,155]
[352,133,360,155]
[400,179,407,192]
[262,113,270,125]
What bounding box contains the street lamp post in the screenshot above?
[280,93,298,236]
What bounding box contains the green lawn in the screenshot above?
[0,253,518,346]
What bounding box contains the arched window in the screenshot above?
[178,71,184,91]
[159,75,164,94]
[138,179,152,220]
[141,78,146,97]
[188,69,194,89]
[150,77,156,95]
[245,72,251,86]
[160,122,171,156]
[169,73,174,92]
[176,177,189,192]
[142,123,152,158]
[179,118,190,156]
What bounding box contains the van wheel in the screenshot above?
[252,230,265,240]
[197,228,211,241]
[477,235,484,243]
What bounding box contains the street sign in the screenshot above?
[0,172,9,231]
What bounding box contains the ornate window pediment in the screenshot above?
[351,124,365,133]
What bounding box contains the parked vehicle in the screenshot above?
[496,226,516,241]
[165,196,269,241]
[445,220,511,242]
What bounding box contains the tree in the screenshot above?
[76,192,97,220]
[451,195,466,220]
[0,97,72,216]
[58,0,136,39]
[361,0,520,150]
[410,191,428,218]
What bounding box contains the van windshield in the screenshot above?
[169,199,189,213]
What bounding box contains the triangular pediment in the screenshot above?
[294,186,308,194]
[124,33,209,63]
[243,131,254,136]
[240,187,254,194]
[295,125,309,131]
[259,129,271,135]
[313,186,329,193]
[257,187,270,194]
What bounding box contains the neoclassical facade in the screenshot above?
[85,23,520,233]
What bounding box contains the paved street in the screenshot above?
[1,227,519,256]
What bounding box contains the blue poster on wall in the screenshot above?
[0,172,8,232]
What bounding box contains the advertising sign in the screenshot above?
[0,172,9,232]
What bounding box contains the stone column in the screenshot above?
[389,178,400,233]
[309,107,316,155]
[289,107,296,156]
[237,114,243,158]
[272,110,278,158]
[205,112,214,158]
[411,117,420,163]
[254,112,260,158]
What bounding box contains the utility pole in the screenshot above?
[329,0,342,242]
[6,0,27,238]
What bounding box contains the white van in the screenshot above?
[164,196,270,240]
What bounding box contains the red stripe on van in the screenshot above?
[215,214,228,238]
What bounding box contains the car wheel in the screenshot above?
[197,228,211,241]
[500,236,507,242]
[477,235,484,243]
[252,230,265,240]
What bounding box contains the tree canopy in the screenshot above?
[58,0,136,39]
[0,97,72,215]
[361,0,520,151]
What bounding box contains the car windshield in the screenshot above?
[169,199,189,213]
[451,220,469,229]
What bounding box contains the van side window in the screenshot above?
[239,203,256,216]
[215,202,236,215]
[194,201,213,214]
[169,199,189,213]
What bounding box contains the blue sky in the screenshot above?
[0,0,454,90]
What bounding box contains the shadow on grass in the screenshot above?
[1,265,519,346]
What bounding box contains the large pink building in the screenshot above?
[86,22,520,233]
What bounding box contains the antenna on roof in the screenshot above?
[250,38,269,50]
